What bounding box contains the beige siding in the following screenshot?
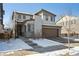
[56,16,79,35]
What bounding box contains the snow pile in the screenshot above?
[32,39,63,47]
[74,39,79,41]
[0,39,33,52]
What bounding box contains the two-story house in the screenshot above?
[12,9,61,38]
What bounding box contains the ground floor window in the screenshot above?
[28,24,31,32]
[24,25,26,32]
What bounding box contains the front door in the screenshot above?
[57,29,59,37]
[17,24,22,36]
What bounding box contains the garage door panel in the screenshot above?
[42,28,59,38]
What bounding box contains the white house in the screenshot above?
[12,9,61,38]
[56,15,79,36]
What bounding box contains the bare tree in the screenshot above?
[61,9,72,55]
[65,16,71,54]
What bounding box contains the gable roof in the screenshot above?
[56,15,65,23]
[35,9,56,16]
[56,15,79,24]
[15,11,33,16]
[12,11,33,20]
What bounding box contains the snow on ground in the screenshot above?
[0,39,33,52]
[63,37,79,41]
[27,49,70,56]
[27,47,79,56]
[74,39,79,41]
[31,39,63,47]
[63,37,74,40]
[72,47,79,52]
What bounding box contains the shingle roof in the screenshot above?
[15,11,33,16]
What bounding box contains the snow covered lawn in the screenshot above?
[0,39,33,52]
[27,47,79,56]
[31,39,63,47]
[72,47,79,52]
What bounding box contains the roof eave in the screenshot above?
[35,9,56,16]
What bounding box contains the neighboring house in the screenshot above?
[56,15,79,36]
[0,3,5,33]
[0,3,4,28]
[12,9,61,38]
[4,28,12,38]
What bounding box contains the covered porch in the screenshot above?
[15,22,26,37]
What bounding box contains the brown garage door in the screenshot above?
[42,28,59,38]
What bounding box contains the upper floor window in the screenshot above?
[30,16,33,19]
[46,15,48,21]
[62,22,64,26]
[51,16,52,21]
[74,19,76,24]
[66,21,67,26]
[23,15,26,19]
[51,16,55,22]
[46,17,48,21]
[18,14,21,19]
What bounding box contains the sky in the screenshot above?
[3,3,79,28]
